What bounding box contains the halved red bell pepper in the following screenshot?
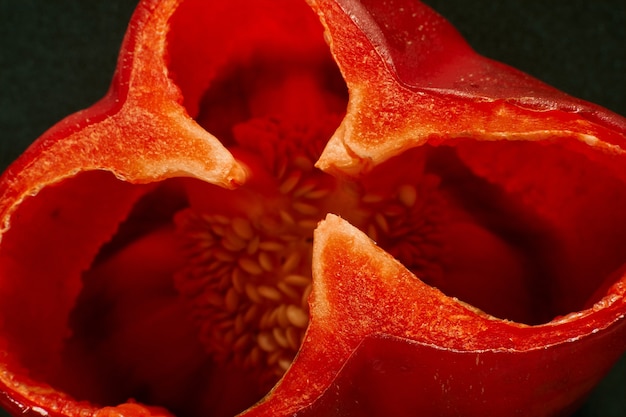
[0,1,625,416]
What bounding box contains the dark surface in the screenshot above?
[0,0,624,416]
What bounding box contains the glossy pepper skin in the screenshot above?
[1,1,625,417]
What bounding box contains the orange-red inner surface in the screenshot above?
[0,0,625,416]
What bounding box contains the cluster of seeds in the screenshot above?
[359,173,448,287]
[175,208,314,378]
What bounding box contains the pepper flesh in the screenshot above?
[0,1,625,417]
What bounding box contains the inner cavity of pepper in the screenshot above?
[23,138,626,417]
[49,119,626,417]
[3,1,626,417]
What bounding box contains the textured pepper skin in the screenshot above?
[0,1,625,417]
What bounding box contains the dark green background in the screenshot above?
[0,1,624,416]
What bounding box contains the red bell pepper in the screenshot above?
[1,1,625,416]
